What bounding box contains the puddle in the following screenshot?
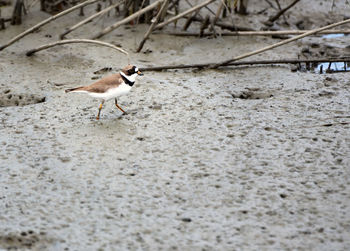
[316,61,350,74]
[321,33,346,39]
[293,61,350,74]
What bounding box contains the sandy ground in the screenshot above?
[0,0,350,250]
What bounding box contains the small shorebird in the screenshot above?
[65,65,143,120]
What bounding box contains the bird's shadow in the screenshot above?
[88,109,138,122]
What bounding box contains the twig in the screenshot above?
[154,0,217,30]
[28,0,39,10]
[204,1,223,37]
[26,39,128,56]
[274,0,287,23]
[182,0,203,31]
[11,0,24,25]
[213,1,224,24]
[184,0,215,16]
[136,0,148,25]
[200,15,210,37]
[264,0,275,9]
[235,0,248,14]
[137,0,169,52]
[139,57,350,71]
[268,0,299,23]
[60,0,124,39]
[331,0,336,10]
[92,0,162,39]
[153,29,350,37]
[182,8,200,31]
[0,17,4,30]
[168,0,179,11]
[211,18,350,69]
[158,0,168,21]
[209,18,217,37]
[0,0,101,51]
[79,6,85,16]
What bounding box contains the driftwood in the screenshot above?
[139,57,350,71]
[59,0,124,39]
[153,29,350,37]
[25,39,128,56]
[154,0,217,30]
[92,0,162,39]
[137,0,169,52]
[211,18,350,69]
[0,0,100,51]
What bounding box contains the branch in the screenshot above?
[268,0,300,23]
[139,57,350,71]
[137,0,169,52]
[92,0,163,39]
[153,29,350,37]
[0,0,101,51]
[154,0,217,30]
[26,39,128,56]
[182,8,200,31]
[192,15,253,31]
[273,0,288,23]
[211,18,350,69]
[60,0,124,39]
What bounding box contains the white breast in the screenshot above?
[87,82,132,100]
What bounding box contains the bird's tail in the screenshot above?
[65,86,84,93]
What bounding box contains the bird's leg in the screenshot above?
[96,100,105,120]
[115,98,127,115]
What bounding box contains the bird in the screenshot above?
[65,65,143,120]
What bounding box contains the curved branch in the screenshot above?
[0,0,101,51]
[26,39,128,56]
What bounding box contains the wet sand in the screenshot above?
[0,1,350,250]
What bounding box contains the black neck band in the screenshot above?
[121,73,134,86]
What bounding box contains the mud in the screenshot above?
[0,1,350,250]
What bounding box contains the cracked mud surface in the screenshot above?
[0,1,350,250]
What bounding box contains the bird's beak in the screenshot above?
[137,70,144,76]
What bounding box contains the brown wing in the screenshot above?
[81,73,124,93]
